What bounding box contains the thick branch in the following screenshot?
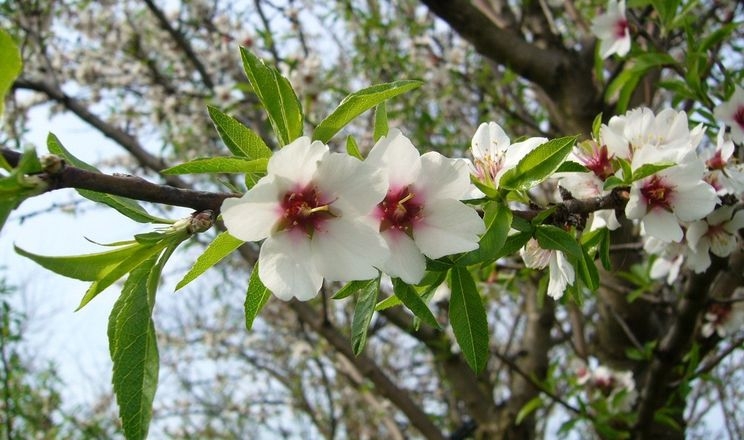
[2,147,237,214]
[634,256,728,438]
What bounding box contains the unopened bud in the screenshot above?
[40,154,64,175]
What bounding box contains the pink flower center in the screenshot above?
[581,144,614,180]
[277,186,334,236]
[640,175,674,211]
[706,150,726,170]
[734,106,744,129]
[377,187,422,235]
[614,18,628,38]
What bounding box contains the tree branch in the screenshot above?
[2,147,237,214]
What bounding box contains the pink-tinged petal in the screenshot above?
[548,251,574,300]
[709,232,737,258]
[706,205,734,226]
[601,121,630,159]
[416,152,470,201]
[471,122,510,159]
[413,199,485,259]
[366,128,421,188]
[503,137,547,171]
[268,137,328,186]
[311,217,388,281]
[724,209,744,234]
[314,152,386,215]
[643,209,683,242]
[671,182,717,222]
[379,230,426,284]
[259,232,322,301]
[687,247,712,273]
[560,174,604,199]
[685,220,708,250]
[625,185,647,220]
[221,177,282,242]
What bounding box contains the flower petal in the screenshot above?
[379,230,426,284]
[259,231,323,301]
[413,199,485,259]
[268,136,328,186]
[416,152,471,201]
[312,217,388,281]
[471,122,510,159]
[221,177,282,242]
[314,152,386,215]
[366,128,421,188]
[643,209,683,242]
[671,182,717,222]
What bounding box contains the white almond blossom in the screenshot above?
[703,128,744,196]
[714,85,744,144]
[686,206,744,272]
[366,129,485,284]
[702,288,744,338]
[578,364,638,413]
[520,238,575,300]
[626,152,717,242]
[470,121,547,187]
[221,136,389,301]
[600,107,703,163]
[591,0,631,59]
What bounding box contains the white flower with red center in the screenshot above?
[714,86,744,144]
[578,364,637,413]
[366,129,485,284]
[221,136,389,301]
[520,238,575,300]
[686,206,744,272]
[702,290,744,338]
[626,152,717,242]
[703,128,744,196]
[560,139,621,230]
[470,121,547,187]
[591,0,631,59]
[601,108,702,163]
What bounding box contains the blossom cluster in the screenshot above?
[577,363,638,414]
[559,105,744,280]
[221,130,485,300]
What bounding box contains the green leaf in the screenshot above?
[631,163,674,182]
[449,266,489,373]
[78,241,169,310]
[391,278,440,329]
[605,53,677,113]
[313,80,423,143]
[206,105,272,159]
[332,279,371,300]
[345,135,363,161]
[592,112,603,139]
[603,175,625,191]
[351,278,380,355]
[373,103,389,141]
[374,294,401,311]
[244,262,271,330]
[496,230,532,260]
[516,396,543,425]
[107,255,160,440]
[175,231,244,290]
[14,243,142,282]
[499,136,577,191]
[0,29,22,117]
[240,48,303,146]
[47,134,168,224]
[456,202,512,266]
[161,156,268,175]
[577,245,600,291]
[555,161,589,174]
[535,225,582,258]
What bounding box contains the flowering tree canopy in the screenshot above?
[2,1,744,439]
